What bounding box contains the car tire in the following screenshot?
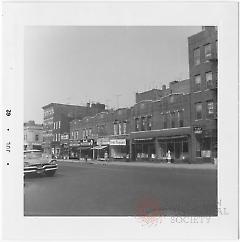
[45,170,56,177]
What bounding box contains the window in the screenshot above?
[24,134,27,141]
[86,129,88,137]
[123,122,127,134]
[141,117,146,131]
[56,122,58,129]
[114,122,118,135]
[71,131,74,139]
[118,123,122,135]
[35,134,39,141]
[147,116,152,130]
[179,110,184,127]
[216,40,218,55]
[204,44,211,58]
[194,75,201,91]
[59,121,61,129]
[163,114,168,129]
[194,48,200,65]
[53,122,55,129]
[206,100,214,119]
[135,118,140,131]
[171,112,175,128]
[206,71,213,89]
[195,103,203,120]
[58,133,61,141]
[170,96,174,103]
[89,129,92,137]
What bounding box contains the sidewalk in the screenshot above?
[57,159,217,170]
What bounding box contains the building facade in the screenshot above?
[24,120,43,150]
[42,102,105,157]
[188,26,218,163]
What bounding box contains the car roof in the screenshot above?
[24,150,42,153]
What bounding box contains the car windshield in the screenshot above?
[24,151,43,159]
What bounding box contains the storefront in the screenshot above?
[132,138,155,161]
[109,138,129,160]
[69,140,80,159]
[93,137,110,160]
[156,136,189,162]
[130,127,191,162]
[79,139,94,160]
[193,126,217,162]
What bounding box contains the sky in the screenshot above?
[24,26,201,123]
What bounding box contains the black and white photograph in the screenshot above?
[24,26,218,217]
[1,1,238,240]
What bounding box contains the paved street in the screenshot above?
[24,161,217,216]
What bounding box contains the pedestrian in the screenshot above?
[167,150,171,164]
[104,151,108,162]
[85,154,88,162]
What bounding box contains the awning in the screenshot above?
[91,146,107,150]
[157,135,188,140]
[78,147,91,150]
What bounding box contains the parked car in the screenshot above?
[24,150,58,176]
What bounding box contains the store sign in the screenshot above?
[202,150,211,158]
[97,137,110,145]
[80,139,94,146]
[193,127,202,134]
[61,134,69,140]
[110,139,126,146]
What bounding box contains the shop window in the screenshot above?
[179,110,184,127]
[196,140,201,157]
[194,75,201,91]
[204,43,211,58]
[206,100,214,119]
[194,48,200,65]
[206,72,213,89]
[195,103,202,120]
[183,141,188,153]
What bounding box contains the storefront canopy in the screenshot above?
[91,146,107,150]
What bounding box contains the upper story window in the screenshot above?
[114,122,118,135]
[178,110,184,127]
[88,128,92,137]
[58,133,61,141]
[163,114,168,129]
[59,121,61,129]
[204,43,211,58]
[53,122,56,129]
[194,75,201,91]
[35,134,39,141]
[171,112,176,128]
[194,48,200,65]
[170,96,174,103]
[135,118,140,131]
[118,122,122,135]
[24,134,27,141]
[147,116,152,130]
[195,102,203,120]
[206,71,213,89]
[123,122,127,134]
[206,100,214,119]
[141,117,146,131]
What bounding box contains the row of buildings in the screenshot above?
[25,26,217,163]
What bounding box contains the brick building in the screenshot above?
[42,102,105,157]
[24,120,43,151]
[69,108,131,160]
[188,26,218,163]
[130,92,191,162]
